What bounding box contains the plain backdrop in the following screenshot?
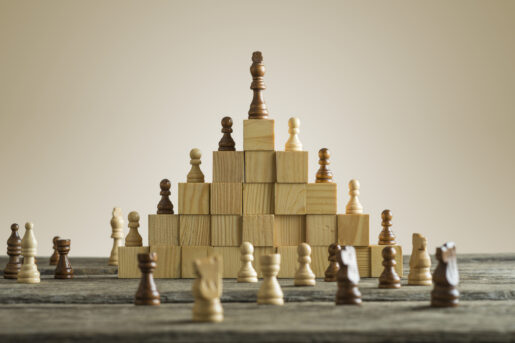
[0,0,514,257]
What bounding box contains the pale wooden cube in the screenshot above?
[245,151,276,183]
[242,215,274,247]
[213,151,244,183]
[370,245,403,277]
[148,214,179,246]
[243,119,275,151]
[306,183,337,214]
[211,215,242,247]
[276,246,297,278]
[337,214,370,247]
[178,183,210,214]
[210,183,243,215]
[311,246,329,277]
[212,247,240,278]
[306,215,337,246]
[274,183,306,215]
[179,215,211,246]
[150,246,181,278]
[181,246,214,278]
[276,151,308,183]
[253,247,274,278]
[355,246,371,278]
[243,183,274,214]
[118,246,149,278]
[274,215,306,247]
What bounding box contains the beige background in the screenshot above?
[0,0,514,257]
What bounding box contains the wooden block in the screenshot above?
[337,214,370,246]
[150,246,181,278]
[274,183,306,215]
[211,215,242,247]
[179,215,211,246]
[275,151,308,183]
[306,183,337,214]
[213,247,240,278]
[213,151,244,183]
[242,183,274,214]
[306,215,337,246]
[243,119,275,151]
[118,246,149,278]
[210,183,243,215]
[355,246,371,278]
[253,247,274,278]
[370,245,403,277]
[311,246,329,277]
[245,151,276,183]
[181,246,214,278]
[242,215,274,247]
[274,215,306,247]
[148,214,179,246]
[178,183,210,214]
[276,246,297,278]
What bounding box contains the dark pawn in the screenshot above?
[431,242,459,307]
[135,252,160,306]
[4,224,22,279]
[157,179,174,214]
[316,148,333,183]
[335,246,362,305]
[50,236,60,265]
[55,239,73,279]
[378,246,401,288]
[378,209,396,245]
[218,116,236,151]
[324,243,341,282]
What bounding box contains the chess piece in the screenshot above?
[378,246,401,289]
[135,252,160,306]
[345,179,363,214]
[109,207,124,266]
[335,246,362,305]
[4,224,22,279]
[49,236,60,265]
[187,148,205,183]
[237,242,258,283]
[316,148,333,183]
[285,117,302,151]
[294,243,316,286]
[17,222,40,284]
[192,256,223,322]
[157,179,174,214]
[248,51,269,119]
[125,211,142,247]
[408,233,432,286]
[431,242,459,307]
[378,209,396,245]
[218,116,236,151]
[324,243,341,282]
[55,239,73,279]
[257,254,284,305]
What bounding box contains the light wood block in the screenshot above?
[311,246,329,277]
[150,246,181,278]
[274,215,306,247]
[306,215,337,246]
[253,247,274,278]
[276,151,308,183]
[355,246,371,278]
[211,215,242,247]
[148,214,179,246]
[179,215,211,246]
[181,246,214,278]
[276,246,297,278]
[245,151,276,183]
[242,215,274,247]
[118,246,149,278]
[213,247,240,278]
[213,151,244,183]
[370,245,403,277]
[243,119,275,151]
[337,214,370,247]
[210,183,243,215]
[306,183,337,214]
[178,183,210,214]
[274,183,306,215]
[243,183,274,214]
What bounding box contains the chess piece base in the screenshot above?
[257,297,284,305]
[55,273,74,279]
[336,297,362,306]
[379,283,401,289]
[294,279,316,287]
[192,299,223,322]
[408,279,432,286]
[237,276,258,283]
[135,297,161,306]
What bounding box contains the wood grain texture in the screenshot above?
[211,215,242,247]
[179,215,211,246]
[181,246,214,278]
[148,214,180,246]
[355,246,371,278]
[150,246,181,279]
[242,183,274,214]
[306,215,337,246]
[306,183,337,214]
[337,214,370,247]
[274,183,306,215]
[178,183,210,214]
[212,151,244,183]
[213,247,240,278]
[276,246,296,278]
[275,151,308,183]
[210,183,242,215]
[118,246,149,278]
[274,215,306,247]
[245,151,276,183]
[242,215,274,247]
[253,247,274,278]
[370,245,403,277]
[312,245,370,278]
[243,119,275,151]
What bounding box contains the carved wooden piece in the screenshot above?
[192,256,223,322]
[345,179,363,214]
[294,243,316,286]
[257,254,284,305]
[284,117,302,151]
[157,179,174,214]
[4,224,22,279]
[378,209,396,245]
[431,242,459,307]
[17,222,40,284]
[324,243,341,282]
[378,246,401,289]
[237,242,258,283]
[109,207,124,266]
[135,252,160,305]
[55,239,74,279]
[335,246,362,305]
[408,233,432,286]
[187,148,205,183]
[218,116,236,151]
[125,211,143,247]
[49,236,60,265]
[316,148,333,183]
[248,51,269,119]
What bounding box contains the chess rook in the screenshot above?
[316,148,333,183]
[218,116,236,151]
[4,224,22,279]
[294,243,316,286]
[17,222,40,284]
[335,246,362,305]
[49,236,60,265]
[378,209,396,245]
[237,242,258,283]
[157,179,174,214]
[187,148,205,183]
[135,252,160,306]
[285,117,302,151]
[55,239,73,279]
[257,254,284,305]
[378,246,401,288]
[324,243,341,282]
[109,207,124,266]
[125,211,143,247]
[192,256,223,322]
[431,242,459,307]
[345,179,363,214]
[408,233,432,286]
[248,51,269,119]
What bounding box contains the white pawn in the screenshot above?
[345,179,363,214]
[109,207,124,266]
[257,254,284,305]
[294,243,316,286]
[187,148,205,183]
[237,242,258,283]
[284,117,302,151]
[17,222,40,284]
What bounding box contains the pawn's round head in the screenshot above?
[328,243,341,255]
[319,148,330,161]
[288,117,300,128]
[128,211,140,222]
[381,209,393,222]
[241,241,254,254]
[298,242,311,256]
[221,116,233,128]
[160,178,171,191]
[11,223,19,231]
[382,246,396,259]
[349,179,360,190]
[25,222,34,231]
[190,148,202,160]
